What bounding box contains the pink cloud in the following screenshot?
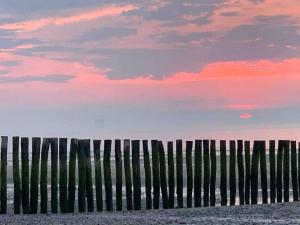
[240,113,253,119]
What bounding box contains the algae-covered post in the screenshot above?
[291,141,298,201]
[220,140,227,206]
[152,140,160,209]
[167,141,175,209]
[186,141,193,208]
[269,140,276,203]
[229,140,236,206]
[93,140,103,212]
[277,140,284,203]
[194,140,202,207]
[115,139,123,211]
[21,137,30,214]
[283,140,290,202]
[59,138,68,213]
[12,137,21,214]
[50,138,59,213]
[104,140,113,211]
[237,140,244,205]
[259,141,268,204]
[77,139,87,212]
[40,138,50,214]
[203,140,210,207]
[85,140,94,212]
[68,138,78,213]
[124,139,133,211]
[158,141,169,209]
[210,140,216,207]
[143,140,152,210]
[132,140,141,210]
[244,141,251,205]
[251,141,260,204]
[0,136,8,214]
[176,140,183,208]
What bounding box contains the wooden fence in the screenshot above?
[0,136,299,214]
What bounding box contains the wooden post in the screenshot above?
[40,138,50,214]
[152,140,160,209]
[59,138,68,213]
[291,141,298,201]
[259,141,268,204]
[93,140,103,212]
[269,140,276,203]
[77,139,86,212]
[124,139,133,211]
[0,136,8,214]
[210,140,216,207]
[104,140,113,211]
[167,141,174,209]
[237,140,244,205]
[244,141,251,205]
[21,137,30,214]
[283,140,290,202]
[85,140,94,212]
[203,139,210,207]
[158,141,169,209]
[132,140,141,210]
[277,140,284,203]
[115,139,123,211]
[194,140,202,207]
[220,140,227,206]
[229,140,236,206]
[186,141,193,208]
[68,138,78,213]
[143,140,152,210]
[30,137,41,214]
[12,137,21,214]
[50,138,58,213]
[298,142,300,198]
[176,140,183,208]
[251,141,259,204]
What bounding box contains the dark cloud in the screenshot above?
[220,11,240,17]
[0,74,75,83]
[0,60,21,67]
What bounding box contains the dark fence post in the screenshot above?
[291,141,298,201]
[77,139,86,212]
[59,138,68,213]
[167,141,174,209]
[85,140,94,212]
[104,140,113,211]
[158,141,169,209]
[115,139,123,211]
[269,140,276,203]
[143,140,152,210]
[220,140,227,206]
[152,140,160,209]
[203,139,210,207]
[194,140,202,207]
[251,141,259,204]
[244,141,251,205]
[229,140,236,206]
[21,137,30,214]
[277,140,284,203]
[210,140,216,207]
[13,137,21,214]
[50,138,59,213]
[132,140,141,210]
[237,140,244,205]
[0,136,8,214]
[298,142,300,196]
[68,138,78,213]
[93,140,103,212]
[124,139,133,211]
[186,141,193,208]
[176,140,183,208]
[30,137,41,214]
[259,141,268,204]
[283,140,290,202]
[40,138,50,214]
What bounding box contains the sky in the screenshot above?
[0,0,300,141]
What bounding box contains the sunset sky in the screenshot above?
[0,0,300,140]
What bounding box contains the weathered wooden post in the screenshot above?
[237,140,244,205]
[59,138,68,213]
[30,137,41,214]
[93,140,103,212]
[229,140,236,206]
[210,140,216,207]
[186,141,193,208]
[124,139,133,211]
[68,138,78,213]
[0,136,8,214]
[259,141,268,204]
[176,140,183,208]
[40,138,50,214]
[21,137,30,214]
[251,141,259,204]
[220,140,227,206]
[291,141,298,201]
[283,140,290,202]
[203,139,210,207]
[104,140,113,211]
[77,139,87,212]
[298,142,300,197]
[194,140,202,207]
[13,137,21,214]
[85,140,94,212]
[152,140,160,209]
[50,138,59,213]
[115,139,123,211]
[158,141,169,209]
[269,140,276,203]
[277,140,284,203]
[143,140,152,210]
[132,140,141,210]
[244,141,251,205]
[167,141,174,209]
